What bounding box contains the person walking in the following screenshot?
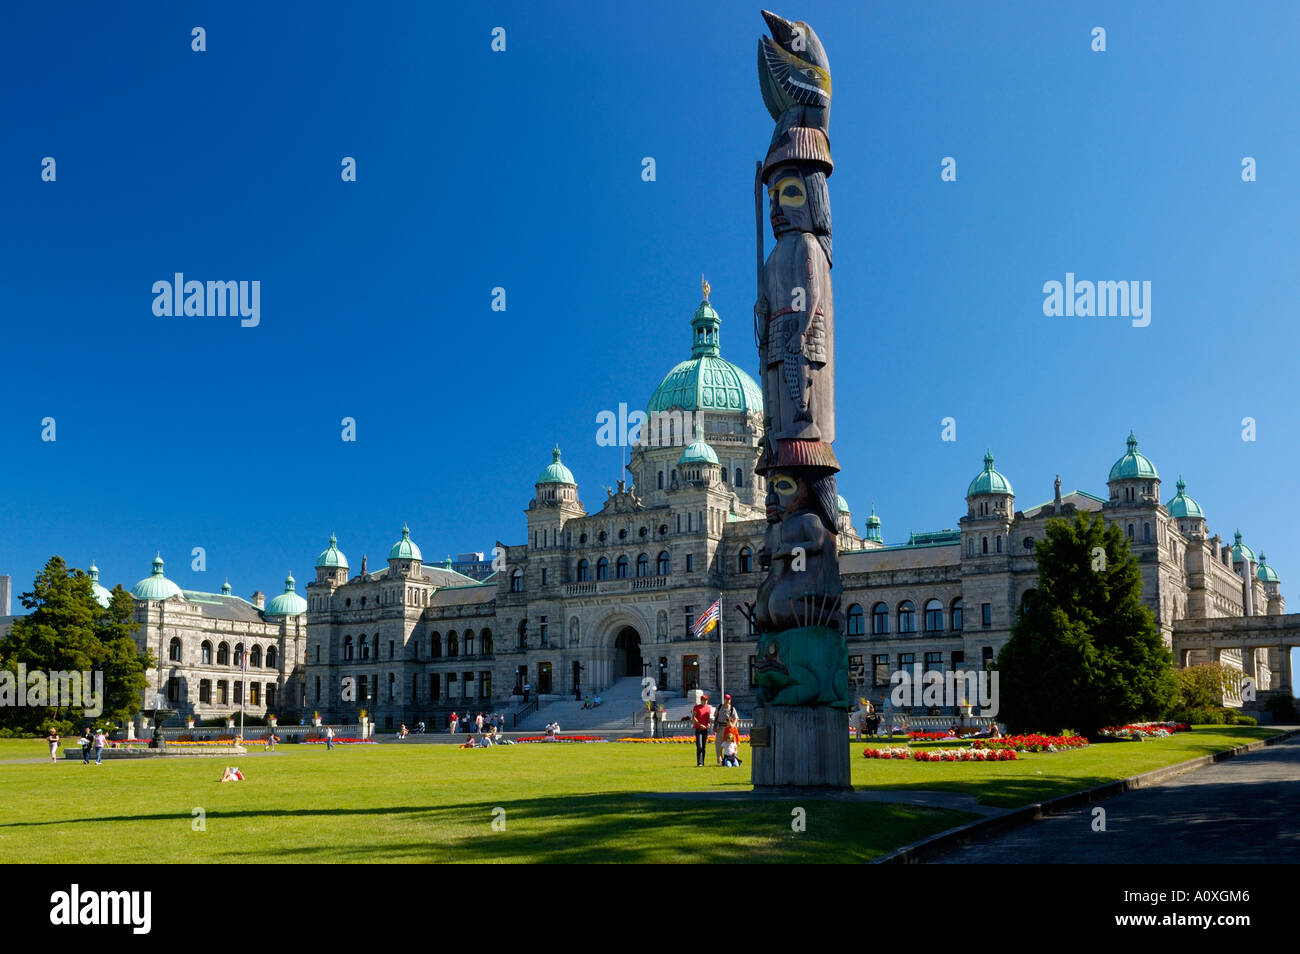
[691,694,713,767]
[80,727,93,764]
[47,728,60,764]
[475,712,484,734]
[712,693,738,766]
[325,725,335,751]
[450,711,459,734]
[93,728,106,765]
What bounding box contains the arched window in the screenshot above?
[924,599,943,632]
[234,643,245,667]
[636,553,649,577]
[1019,589,1038,619]
[596,558,609,581]
[982,536,989,554]
[266,645,277,669]
[201,641,213,665]
[657,551,670,576]
[389,672,397,700]
[658,471,664,490]
[169,637,182,662]
[735,468,743,487]
[1144,522,1151,543]
[359,635,369,660]
[577,559,590,582]
[738,547,753,573]
[898,601,916,634]
[342,636,353,661]
[871,603,890,636]
[464,631,475,655]
[250,645,262,668]
[447,631,459,656]
[967,538,974,557]
[481,629,493,654]
[218,642,230,665]
[996,535,1002,553]
[518,619,528,648]
[951,599,964,631]
[846,604,864,636]
[1127,523,1134,540]
[616,555,629,579]
[510,569,523,593]
[430,632,441,657]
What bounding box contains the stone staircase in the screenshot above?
[514,677,660,732]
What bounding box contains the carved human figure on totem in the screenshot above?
[750,469,843,633]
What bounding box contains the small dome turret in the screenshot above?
[966,451,1014,497]
[537,445,576,485]
[1109,431,1159,481]
[1231,530,1256,567]
[1165,477,1204,519]
[1257,553,1280,584]
[131,552,183,602]
[88,561,112,608]
[864,502,883,543]
[265,573,308,617]
[388,524,422,562]
[677,425,719,467]
[316,533,349,570]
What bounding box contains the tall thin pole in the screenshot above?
[718,597,725,701]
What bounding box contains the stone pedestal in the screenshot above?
[751,706,852,791]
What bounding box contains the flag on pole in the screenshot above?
[691,599,721,638]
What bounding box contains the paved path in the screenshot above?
[930,734,1300,863]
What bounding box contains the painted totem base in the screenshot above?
[750,705,852,791]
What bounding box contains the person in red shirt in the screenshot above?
[691,694,713,767]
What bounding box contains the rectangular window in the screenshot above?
[953,604,963,631]
[541,567,548,585]
[234,681,243,705]
[981,603,992,628]
[686,553,694,573]
[249,683,261,706]
[481,671,492,699]
[540,615,549,647]
[463,672,474,696]
[872,654,890,688]
[684,605,694,637]
[429,673,440,700]
[167,676,181,704]
[218,680,228,705]
[199,679,211,704]
[848,654,865,688]
[268,684,276,708]
[951,650,965,668]
[358,675,368,702]
[389,640,395,659]
[898,652,914,673]
[982,646,995,667]
[924,651,943,674]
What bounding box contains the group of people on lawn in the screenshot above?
[690,693,742,768]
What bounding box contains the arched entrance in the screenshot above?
[613,627,644,679]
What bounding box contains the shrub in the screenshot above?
[1175,706,1225,725]
[1231,713,1258,726]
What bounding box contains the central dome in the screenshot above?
[647,293,762,415]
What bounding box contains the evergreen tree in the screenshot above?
[0,557,151,731]
[995,512,1177,733]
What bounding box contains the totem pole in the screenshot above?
[744,10,851,790]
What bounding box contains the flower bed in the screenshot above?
[913,748,1017,762]
[300,737,375,745]
[614,735,751,744]
[906,731,950,741]
[971,734,1088,753]
[515,735,608,744]
[1098,722,1189,739]
[862,747,911,759]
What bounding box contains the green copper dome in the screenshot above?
[836,494,850,514]
[537,445,576,485]
[1257,553,1280,584]
[388,524,422,562]
[677,426,719,466]
[265,573,308,617]
[1165,477,1204,519]
[966,451,1014,497]
[316,533,349,570]
[131,553,183,602]
[864,502,882,543]
[1109,431,1159,482]
[1231,530,1256,566]
[221,580,232,595]
[647,294,761,415]
[88,561,111,608]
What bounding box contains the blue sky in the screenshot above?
[2,0,1298,626]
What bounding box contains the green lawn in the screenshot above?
[0,726,1279,863]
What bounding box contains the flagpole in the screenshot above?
[718,595,725,702]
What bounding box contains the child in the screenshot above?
[722,737,740,767]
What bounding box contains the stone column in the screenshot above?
[1276,645,1292,695]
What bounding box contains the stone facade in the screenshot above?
[304,295,1290,728]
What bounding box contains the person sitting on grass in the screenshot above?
[459,735,479,749]
[721,738,740,767]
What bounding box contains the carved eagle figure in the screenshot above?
[757,9,831,128]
